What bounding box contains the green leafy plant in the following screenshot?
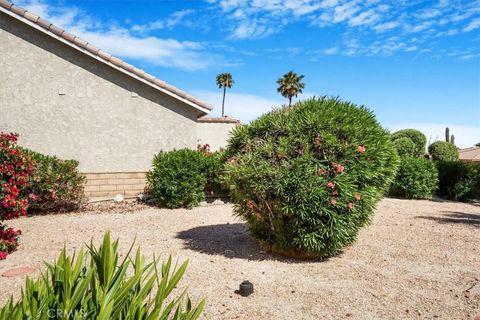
[223,97,399,258]
[436,160,480,201]
[390,157,438,199]
[428,141,459,161]
[203,149,228,197]
[25,150,86,213]
[148,149,209,208]
[391,129,427,157]
[0,232,205,319]
[392,137,417,158]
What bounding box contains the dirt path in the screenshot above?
[0,198,479,319]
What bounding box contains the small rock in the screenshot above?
[199,201,208,206]
[212,199,225,205]
[113,194,124,203]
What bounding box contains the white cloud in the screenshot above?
[132,9,195,32]
[324,46,339,55]
[463,18,480,32]
[388,123,480,149]
[373,21,399,33]
[18,0,220,71]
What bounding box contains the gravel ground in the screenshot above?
[0,198,479,320]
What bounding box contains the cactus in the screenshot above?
[445,127,450,143]
[451,135,455,146]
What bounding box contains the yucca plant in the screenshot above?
[0,233,205,319]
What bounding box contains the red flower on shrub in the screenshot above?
[330,198,337,206]
[348,202,355,209]
[326,181,335,189]
[354,193,361,201]
[357,146,366,154]
[0,251,6,260]
[332,162,345,174]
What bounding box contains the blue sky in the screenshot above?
[17,0,480,147]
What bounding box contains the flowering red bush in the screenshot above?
[0,132,34,259]
[0,224,21,260]
[0,132,34,219]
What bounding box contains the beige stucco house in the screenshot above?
[0,0,239,197]
[459,147,480,163]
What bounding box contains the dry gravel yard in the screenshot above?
[0,198,479,320]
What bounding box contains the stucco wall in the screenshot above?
[196,121,238,151]
[0,12,201,172]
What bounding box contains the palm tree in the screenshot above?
[276,71,305,106]
[216,73,234,117]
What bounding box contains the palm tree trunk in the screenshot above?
[221,87,226,117]
[288,96,292,107]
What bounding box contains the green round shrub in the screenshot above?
[147,149,208,208]
[392,137,417,158]
[223,97,399,258]
[390,157,438,199]
[391,129,427,156]
[428,141,459,161]
[436,160,480,201]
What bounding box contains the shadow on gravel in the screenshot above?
[416,211,480,227]
[176,223,317,263]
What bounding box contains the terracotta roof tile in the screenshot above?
[48,24,64,36]
[0,1,13,9]
[36,17,52,29]
[61,31,75,42]
[10,5,26,16]
[97,50,112,61]
[121,62,135,72]
[132,68,145,77]
[85,43,100,54]
[23,11,39,22]
[0,0,213,112]
[109,56,123,67]
[73,36,88,48]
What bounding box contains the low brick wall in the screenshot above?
[84,172,147,198]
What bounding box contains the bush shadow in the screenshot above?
[415,211,480,227]
[176,223,326,263]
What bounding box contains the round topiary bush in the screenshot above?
[392,137,417,158]
[390,157,438,199]
[147,149,208,208]
[391,129,427,156]
[223,97,399,258]
[428,141,459,161]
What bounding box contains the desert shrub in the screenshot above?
[0,232,205,319]
[0,132,34,260]
[436,160,480,201]
[223,97,399,258]
[25,150,86,212]
[428,141,459,161]
[392,137,417,158]
[203,149,229,196]
[148,149,208,208]
[390,157,438,199]
[391,129,427,156]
